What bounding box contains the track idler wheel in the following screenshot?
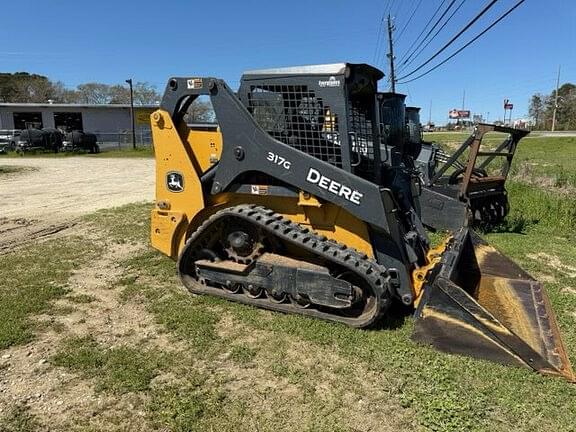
[267,289,288,304]
[290,293,312,309]
[334,271,376,319]
[223,281,243,294]
[244,284,264,299]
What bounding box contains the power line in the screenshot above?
[397,0,449,65]
[397,0,526,84]
[373,11,386,63]
[398,0,459,71]
[396,0,424,42]
[374,0,395,65]
[397,0,500,81]
[398,0,467,74]
[392,0,405,21]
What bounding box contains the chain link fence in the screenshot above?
[95,130,152,152]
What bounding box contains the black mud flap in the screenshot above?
[413,228,575,382]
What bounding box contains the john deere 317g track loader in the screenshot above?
[150,63,574,381]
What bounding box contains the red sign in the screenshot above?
[505,103,513,110]
[449,109,471,119]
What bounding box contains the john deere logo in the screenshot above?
[318,76,341,88]
[166,172,184,193]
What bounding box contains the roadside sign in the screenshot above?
[449,109,471,119]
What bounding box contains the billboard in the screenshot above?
[449,109,471,119]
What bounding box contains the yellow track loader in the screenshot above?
[149,63,574,381]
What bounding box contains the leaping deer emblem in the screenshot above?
[167,173,184,192]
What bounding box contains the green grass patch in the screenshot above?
[66,293,97,304]
[229,344,258,365]
[148,379,229,432]
[0,165,36,176]
[2,146,153,159]
[114,245,221,355]
[52,336,168,394]
[91,147,154,158]
[0,404,42,432]
[0,237,101,349]
[84,202,152,244]
[511,136,576,188]
[0,165,23,175]
[494,181,576,234]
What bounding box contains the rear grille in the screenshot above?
[348,100,376,176]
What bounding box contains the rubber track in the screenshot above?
[177,204,392,328]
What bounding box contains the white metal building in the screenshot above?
[0,103,156,134]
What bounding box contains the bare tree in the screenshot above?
[0,73,161,106]
[133,82,160,105]
[184,97,216,123]
[108,85,130,104]
[76,83,112,104]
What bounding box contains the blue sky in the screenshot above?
[1,0,574,124]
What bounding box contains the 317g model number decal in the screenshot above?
[267,152,292,170]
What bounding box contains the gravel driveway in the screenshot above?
[0,157,154,251]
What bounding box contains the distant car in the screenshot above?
[62,130,100,153]
[0,129,21,153]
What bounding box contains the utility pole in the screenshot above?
[551,65,561,132]
[386,14,396,93]
[125,78,136,150]
[462,89,466,110]
[428,100,432,125]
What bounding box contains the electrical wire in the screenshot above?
[397,0,526,84]
[397,0,449,65]
[396,0,424,42]
[397,0,464,73]
[373,13,386,63]
[397,0,499,80]
[398,0,467,74]
[398,0,458,70]
[392,0,405,22]
[374,0,395,65]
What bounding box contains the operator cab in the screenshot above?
[238,63,384,183]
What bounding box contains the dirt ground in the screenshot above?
[0,157,154,252]
[0,157,160,429]
[0,239,157,430]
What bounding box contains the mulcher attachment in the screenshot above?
[413,229,575,382]
[417,124,530,231]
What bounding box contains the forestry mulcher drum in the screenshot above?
[149,63,574,381]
